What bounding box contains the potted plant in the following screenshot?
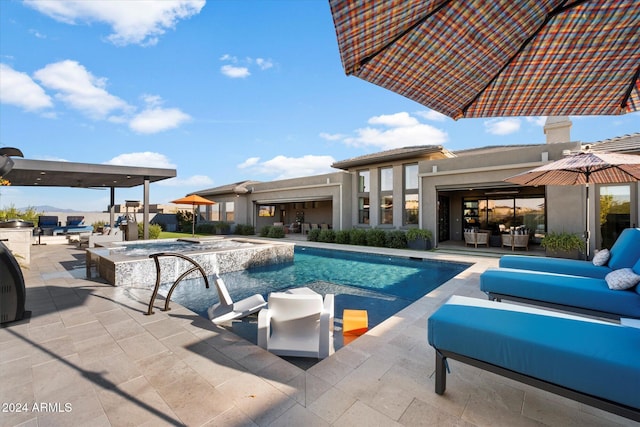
[540,231,585,259]
[406,228,433,250]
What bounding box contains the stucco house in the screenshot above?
[194,117,639,255]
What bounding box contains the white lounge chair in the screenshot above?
[207,274,267,324]
[257,291,334,359]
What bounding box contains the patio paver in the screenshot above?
[0,242,635,426]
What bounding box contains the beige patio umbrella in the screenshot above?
[171,194,216,237]
[329,0,640,119]
[504,151,640,258]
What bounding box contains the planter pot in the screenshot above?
[408,238,432,250]
[545,248,584,260]
[489,235,502,247]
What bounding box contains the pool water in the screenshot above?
[161,246,470,330]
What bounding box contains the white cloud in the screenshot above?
[484,118,521,135]
[526,116,547,126]
[33,60,129,119]
[219,55,275,78]
[129,98,191,134]
[0,63,53,111]
[238,157,260,169]
[319,132,345,141]
[24,0,205,46]
[256,58,274,70]
[105,152,176,168]
[415,109,448,122]
[342,112,448,150]
[157,174,213,187]
[239,155,337,180]
[220,65,250,79]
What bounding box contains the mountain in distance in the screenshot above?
[20,205,78,213]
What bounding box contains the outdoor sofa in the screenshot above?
[480,227,640,319]
[427,296,640,422]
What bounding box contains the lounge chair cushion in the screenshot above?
[605,268,640,290]
[428,296,640,411]
[592,248,610,266]
[499,228,640,279]
[480,267,640,318]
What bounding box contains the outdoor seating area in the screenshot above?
[481,227,640,319]
[3,239,638,425]
[427,228,640,422]
[37,215,94,236]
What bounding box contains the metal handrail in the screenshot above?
[146,252,210,315]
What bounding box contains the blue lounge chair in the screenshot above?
[481,228,640,319]
[499,227,640,278]
[428,296,640,422]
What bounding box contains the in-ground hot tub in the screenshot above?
[85,237,294,288]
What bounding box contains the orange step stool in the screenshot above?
[343,309,368,337]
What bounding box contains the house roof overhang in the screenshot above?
[331,145,454,170]
[4,158,176,188]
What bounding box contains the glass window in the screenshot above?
[225,201,235,222]
[358,170,370,193]
[209,204,221,221]
[404,194,419,225]
[404,164,418,190]
[358,197,370,224]
[380,167,393,192]
[380,195,393,224]
[258,205,275,217]
[599,185,630,248]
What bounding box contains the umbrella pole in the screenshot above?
[585,181,590,260]
[192,206,195,237]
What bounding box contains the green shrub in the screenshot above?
[234,224,255,235]
[0,205,42,223]
[541,231,583,251]
[406,228,433,242]
[366,229,387,247]
[386,230,407,248]
[260,226,272,237]
[307,228,321,242]
[350,228,367,246]
[137,223,162,239]
[318,229,336,243]
[195,223,216,234]
[268,226,285,238]
[215,221,231,235]
[335,230,351,245]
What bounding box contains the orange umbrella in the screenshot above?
[171,195,216,236]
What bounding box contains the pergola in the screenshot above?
[4,158,176,239]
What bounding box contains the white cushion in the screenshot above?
[605,268,640,290]
[592,248,610,266]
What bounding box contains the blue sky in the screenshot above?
[1,0,638,212]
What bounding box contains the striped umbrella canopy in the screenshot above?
[329,0,640,120]
[505,151,640,257]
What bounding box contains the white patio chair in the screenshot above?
[207,274,267,324]
[258,291,334,359]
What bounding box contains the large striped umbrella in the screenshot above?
[329,0,640,119]
[505,151,640,257]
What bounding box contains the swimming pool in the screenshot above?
[161,246,470,331]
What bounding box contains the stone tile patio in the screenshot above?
[0,242,635,426]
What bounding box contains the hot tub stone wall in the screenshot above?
[92,240,294,288]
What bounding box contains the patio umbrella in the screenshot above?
[329,0,640,119]
[504,151,640,258]
[171,195,216,236]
